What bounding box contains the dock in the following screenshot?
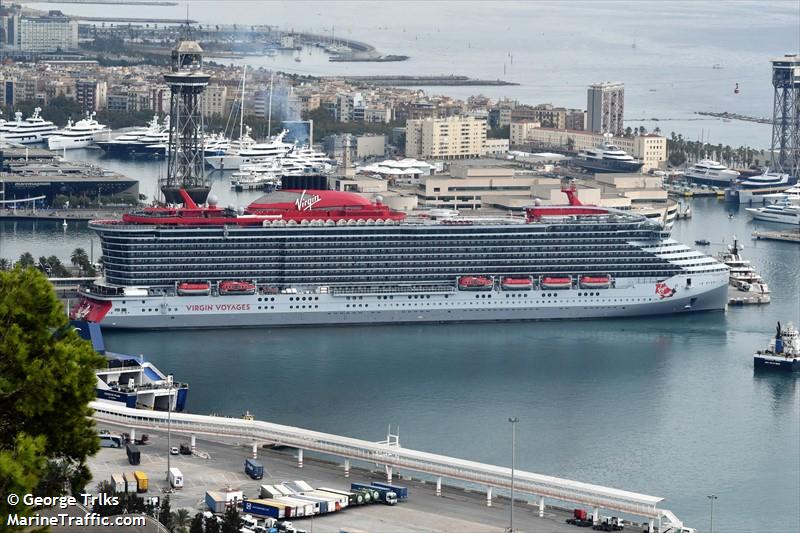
[752,229,800,243]
[90,401,691,532]
[727,285,770,306]
[338,75,519,86]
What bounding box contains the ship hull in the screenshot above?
[573,159,644,173]
[82,274,728,330]
[754,355,800,371]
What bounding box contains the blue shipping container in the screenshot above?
[372,482,408,499]
[242,499,282,519]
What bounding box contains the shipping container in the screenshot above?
[242,499,287,519]
[125,443,140,465]
[287,494,324,515]
[276,497,313,517]
[244,458,264,480]
[260,485,283,499]
[372,482,408,499]
[273,485,294,497]
[110,473,125,493]
[305,490,347,510]
[205,492,226,513]
[133,471,148,493]
[168,467,183,489]
[350,483,396,505]
[122,472,137,493]
[283,480,313,493]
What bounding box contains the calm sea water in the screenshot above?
[1,154,798,531]
[29,1,800,148]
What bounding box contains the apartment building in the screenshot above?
[405,115,487,160]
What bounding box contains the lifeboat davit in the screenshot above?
[177,282,211,296]
[579,275,611,289]
[501,277,533,290]
[458,276,493,291]
[219,281,257,295]
[541,276,572,290]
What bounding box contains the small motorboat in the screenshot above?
[177,282,211,296]
[541,276,572,290]
[694,239,710,246]
[458,276,493,291]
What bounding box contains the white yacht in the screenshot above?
[746,200,800,225]
[761,186,800,205]
[574,135,644,173]
[48,112,110,150]
[230,160,282,191]
[0,108,59,144]
[205,130,294,170]
[716,237,770,294]
[735,170,796,204]
[96,115,167,156]
[684,159,740,186]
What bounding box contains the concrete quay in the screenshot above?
[0,207,129,221]
[752,229,800,243]
[88,425,595,533]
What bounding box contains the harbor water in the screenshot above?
[1,166,798,532]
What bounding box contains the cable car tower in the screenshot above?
[770,55,800,179]
[161,25,211,205]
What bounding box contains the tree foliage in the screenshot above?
[221,505,240,533]
[0,267,104,529]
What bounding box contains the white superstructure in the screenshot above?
[48,112,110,150]
[746,200,800,225]
[684,159,740,186]
[0,108,58,144]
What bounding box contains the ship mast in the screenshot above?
[161,24,211,206]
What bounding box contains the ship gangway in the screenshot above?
[91,401,686,532]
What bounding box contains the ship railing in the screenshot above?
[91,401,672,521]
[329,284,458,295]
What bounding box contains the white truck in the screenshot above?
[168,467,183,489]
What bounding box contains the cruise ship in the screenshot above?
[684,159,740,186]
[48,113,110,150]
[0,108,59,144]
[573,137,644,173]
[70,185,729,329]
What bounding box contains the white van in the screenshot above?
[168,467,184,489]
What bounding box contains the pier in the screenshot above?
[91,401,690,532]
[752,229,800,243]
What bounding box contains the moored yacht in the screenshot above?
[96,115,168,156]
[684,159,740,186]
[716,237,769,294]
[0,108,59,144]
[48,112,110,150]
[573,135,644,173]
[745,200,800,225]
[205,129,294,170]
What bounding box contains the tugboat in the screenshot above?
[754,322,800,371]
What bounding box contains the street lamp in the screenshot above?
[707,494,718,533]
[166,374,174,484]
[508,417,519,533]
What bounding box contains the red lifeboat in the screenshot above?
[458,276,493,291]
[219,281,257,295]
[501,277,533,290]
[579,275,611,289]
[177,282,211,296]
[541,276,572,290]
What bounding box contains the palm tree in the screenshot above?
[71,248,88,268]
[18,252,35,268]
[0,258,10,271]
[173,509,190,533]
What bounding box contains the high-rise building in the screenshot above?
[587,82,624,135]
[771,55,800,178]
[12,11,78,53]
[405,116,487,160]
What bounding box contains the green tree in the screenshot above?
[159,496,174,531]
[221,505,240,533]
[71,248,89,270]
[173,508,191,533]
[668,151,687,167]
[486,125,510,139]
[0,267,104,530]
[17,252,35,268]
[0,258,10,271]
[204,514,221,533]
[189,513,205,533]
